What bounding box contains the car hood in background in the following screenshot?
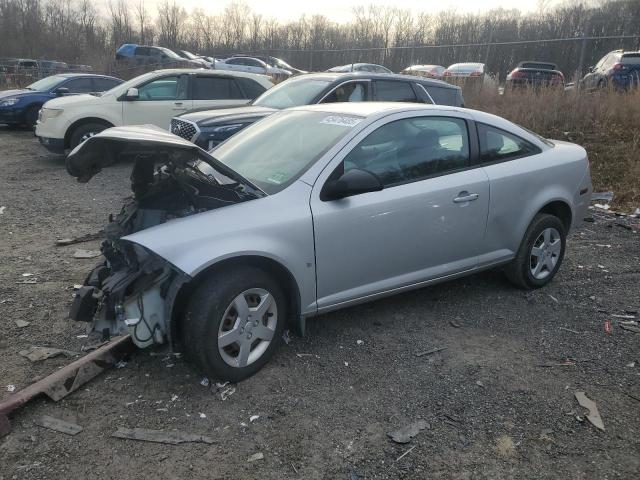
[0,89,32,100]
[43,93,104,109]
[65,124,262,194]
[180,105,276,126]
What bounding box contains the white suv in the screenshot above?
[35,69,273,154]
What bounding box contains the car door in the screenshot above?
[310,112,489,310]
[122,74,191,128]
[190,74,252,110]
[225,58,250,73]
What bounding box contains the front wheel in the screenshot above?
[504,213,566,289]
[69,122,109,150]
[182,266,287,382]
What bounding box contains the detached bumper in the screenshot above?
[37,135,66,154]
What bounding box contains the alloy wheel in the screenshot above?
[529,227,561,280]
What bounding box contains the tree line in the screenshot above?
[0,0,639,79]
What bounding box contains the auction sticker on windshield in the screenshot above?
[320,116,362,127]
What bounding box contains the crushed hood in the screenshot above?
[65,125,262,194]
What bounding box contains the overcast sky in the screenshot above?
[135,0,559,22]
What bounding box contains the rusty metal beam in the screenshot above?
[0,335,134,437]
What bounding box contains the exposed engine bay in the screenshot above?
[67,129,263,348]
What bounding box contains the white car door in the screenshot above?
[310,112,489,310]
[190,74,252,110]
[122,74,192,129]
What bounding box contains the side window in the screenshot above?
[236,77,267,98]
[321,82,368,103]
[192,76,243,100]
[93,78,119,92]
[62,78,95,93]
[137,75,187,100]
[134,47,149,57]
[338,116,470,187]
[375,80,418,102]
[477,123,541,163]
[226,58,242,65]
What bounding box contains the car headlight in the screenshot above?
[40,108,63,120]
[0,98,19,107]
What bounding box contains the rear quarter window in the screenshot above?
[236,78,267,98]
[423,86,462,107]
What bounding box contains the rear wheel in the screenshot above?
[504,214,566,289]
[182,266,287,382]
[69,122,109,150]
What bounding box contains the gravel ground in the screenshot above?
[0,127,639,479]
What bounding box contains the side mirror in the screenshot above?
[322,168,383,201]
[53,87,69,95]
[125,87,139,100]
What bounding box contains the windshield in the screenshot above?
[210,110,361,194]
[101,71,159,96]
[180,50,198,60]
[27,75,66,91]
[253,78,331,109]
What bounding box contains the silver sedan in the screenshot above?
[67,103,592,381]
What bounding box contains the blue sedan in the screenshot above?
[0,73,122,127]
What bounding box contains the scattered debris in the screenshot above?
[73,249,101,259]
[0,206,5,214]
[282,329,291,345]
[415,346,447,357]
[247,452,264,462]
[199,413,206,419]
[344,361,349,366]
[395,445,416,462]
[387,419,429,444]
[476,380,486,388]
[595,244,611,248]
[593,203,610,210]
[171,394,178,402]
[495,435,516,457]
[55,231,104,246]
[559,327,580,334]
[575,392,605,431]
[14,319,30,328]
[21,273,34,277]
[35,415,83,436]
[112,428,215,445]
[548,294,559,304]
[604,321,612,334]
[449,319,461,328]
[220,387,236,401]
[591,191,614,202]
[612,314,636,319]
[6,385,15,393]
[356,339,364,346]
[19,346,76,362]
[115,360,127,369]
[620,324,640,333]
[249,415,260,423]
[626,361,635,368]
[200,377,210,387]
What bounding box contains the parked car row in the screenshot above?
[0,58,93,75]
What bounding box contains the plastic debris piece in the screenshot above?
[199,413,206,419]
[548,294,559,303]
[604,321,612,334]
[14,320,30,328]
[112,428,215,445]
[19,346,76,362]
[0,206,5,214]
[593,203,610,210]
[35,415,83,435]
[415,346,447,357]
[282,329,291,345]
[591,191,614,202]
[6,385,15,392]
[220,387,236,401]
[395,445,416,462]
[387,419,429,444]
[171,394,178,402]
[356,340,364,346]
[200,377,210,387]
[73,249,101,259]
[115,360,127,369]
[574,392,605,431]
[247,452,264,462]
[249,415,259,423]
[449,320,461,328]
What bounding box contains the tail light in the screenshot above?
[443,70,451,77]
[509,69,526,79]
[612,62,624,72]
[551,72,564,84]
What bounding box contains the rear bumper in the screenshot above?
[37,135,66,154]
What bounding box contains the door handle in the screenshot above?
[174,102,183,105]
[453,192,479,203]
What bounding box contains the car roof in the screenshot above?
[297,72,459,89]
[54,73,117,78]
[146,68,268,79]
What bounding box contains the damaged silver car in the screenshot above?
[67,103,592,381]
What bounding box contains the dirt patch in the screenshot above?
[1,127,639,479]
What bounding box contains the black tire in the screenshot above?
[24,105,41,128]
[182,266,287,382]
[504,213,566,289]
[69,122,109,150]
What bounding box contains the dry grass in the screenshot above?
[464,86,640,211]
